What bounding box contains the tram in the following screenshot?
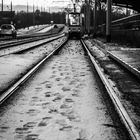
[66,12,84,39]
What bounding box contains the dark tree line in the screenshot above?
[81,2,131,28]
[95,5,130,26]
[0,4,131,30]
[12,10,66,29]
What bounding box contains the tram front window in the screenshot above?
[69,14,80,26]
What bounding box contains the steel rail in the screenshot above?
[0,33,65,57]
[11,34,66,54]
[81,39,140,140]
[108,51,140,80]
[0,24,62,42]
[0,32,65,50]
[0,37,68,105]
[93,39,140,80]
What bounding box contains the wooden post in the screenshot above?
[2,0,3,11]
[106,0,111,42]
[11,1,12,12]
[27,1,29,28]
[85,0,90,35]
[87,1,90,35]
[11,1,13,21]
[93,0,97,37]
[74,3,76,12]
[33,3,35,26]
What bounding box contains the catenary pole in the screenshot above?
[93,0,97,37]
[87,0,91,35]
[10,1,12,12]
[10,1,13,22]
[85,0,90,35]
[1,0,3,11]
[27,0,29,28]
[106,0,111,42]
[33,0,35,26]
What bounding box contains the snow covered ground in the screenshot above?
[17,24,51,35]
[37,25,54,33]
[0,37,66,93]
[0,40,129,140]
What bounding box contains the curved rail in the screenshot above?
[0,32,65,50]
[0,37,68,105]
[0,33,66,56]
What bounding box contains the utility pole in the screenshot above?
[10,1,12,12]
[33,3,35,26]
[41,6,42,12]
[93,0,97,37]
[73,3,76,12]
[83,3,86,32]
[86,0,90,35]
[106,0,111,42]
[1,0,3,11]
[10,1,13,23]
[27,1,29,16]
[27,1,29,28]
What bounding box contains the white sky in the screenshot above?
[4,0,72,7]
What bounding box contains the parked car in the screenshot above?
[0,24,17,38]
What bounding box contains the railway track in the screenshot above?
[0,35,67,95]
[0,38,138,139]
[0,31,64,49]
[0,25,64,47]
[0,25,50,42]
[0,33,65,56]
[0,37,68,105]
[18,25,49,35]
[83,39,140,139]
